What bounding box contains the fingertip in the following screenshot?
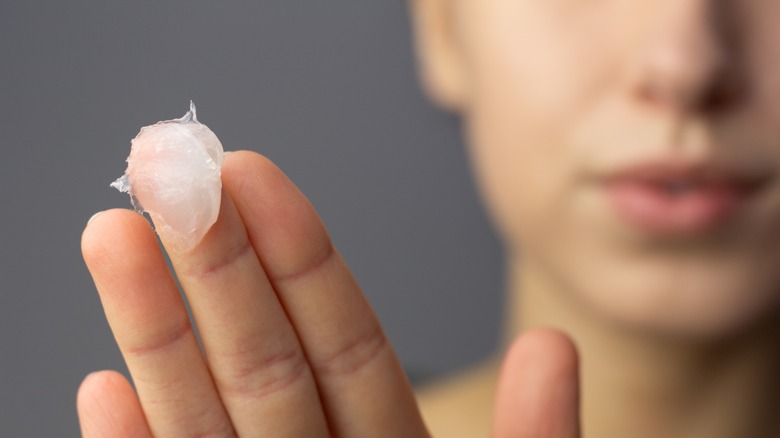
[505,328,579,378]
[82,208,139,254]
[77,370,152,438]
[77,370,126,410]
[220,150,334,281]
[494,328,581,438]
[221,149,273,172]
[221,150,288,199]
[87,211,104,226]
[81,209,157,274]
[77,371,101,413]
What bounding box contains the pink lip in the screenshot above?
[603,161,768,234]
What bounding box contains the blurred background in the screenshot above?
[0,1,503,435]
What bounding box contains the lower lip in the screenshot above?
[605,180,748,234]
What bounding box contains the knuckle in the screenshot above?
[315,325,389,378]
[124,319,193,357]
[216,346,309,400]
[186,240,254,280]
[271,242,335,284]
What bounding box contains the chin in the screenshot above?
[572,260,780,342]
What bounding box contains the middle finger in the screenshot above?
[162,190,329,437]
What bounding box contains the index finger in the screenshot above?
[223,151,430,438]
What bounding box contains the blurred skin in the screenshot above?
[417,0,780,337]
[77,0,780,437]
[413,0,780,436]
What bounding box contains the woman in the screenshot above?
[77,1,780,437]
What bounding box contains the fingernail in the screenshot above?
[87,211,103,225]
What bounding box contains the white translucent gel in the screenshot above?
[111,102,224,251]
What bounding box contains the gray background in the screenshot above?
[0,1,504,435]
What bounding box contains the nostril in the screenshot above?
[633,65,745,114]
[634,78,700,110]
[701,71,747,112]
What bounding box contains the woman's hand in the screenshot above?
[77,151,580,437]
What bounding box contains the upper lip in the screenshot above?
[604,159,772,190]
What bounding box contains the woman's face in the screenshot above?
[420,0,780,338]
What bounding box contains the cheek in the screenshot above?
[744,5,780,126]
[458,1,780,336]
[460,4,618,250]
[464,107,570,251]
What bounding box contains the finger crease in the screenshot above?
[189,240,254,279]
[271,243,336,285]
[218,349,309,400]
[184,414,237,438]
[315,326,388,378]
[125,319,193,357]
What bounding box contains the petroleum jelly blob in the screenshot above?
[111,101,224,252]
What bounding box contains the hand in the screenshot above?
[77,151,581,437]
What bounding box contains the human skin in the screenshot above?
[412,0,780,436]
[415,0,780,338]
[79,0,780,437]
[78,153,579,437]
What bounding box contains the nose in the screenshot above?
[630,0,746,114]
